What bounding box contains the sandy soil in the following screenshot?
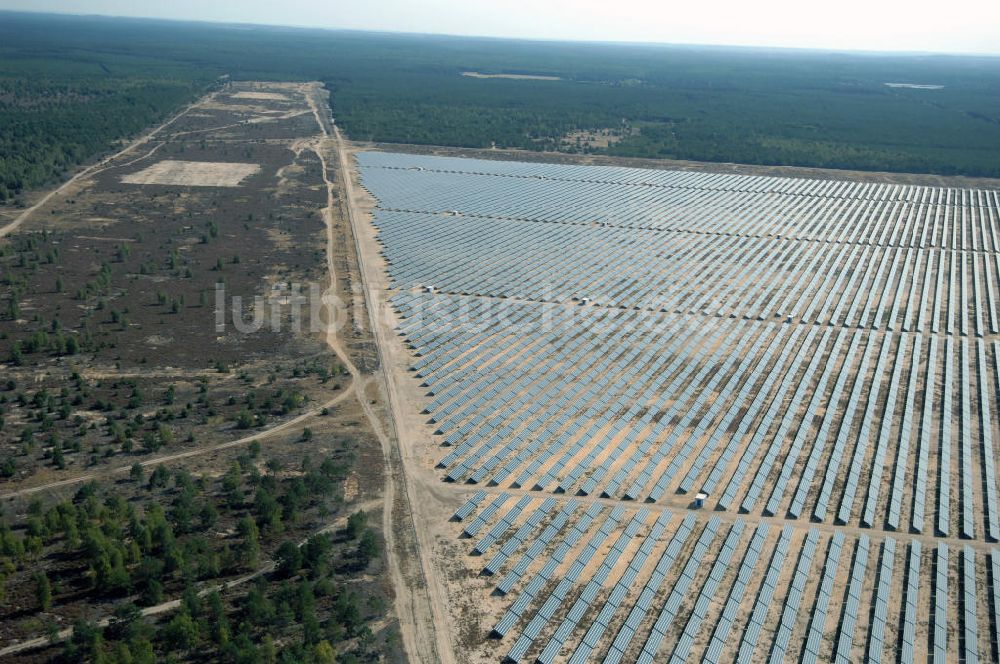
[332,104,457,663]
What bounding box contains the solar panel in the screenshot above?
[866,538,896,663]
[963,546,980,664]
[769,528,819,662]
[452,490,487,521]
[933,543,949,664]
[737,526,793,662]
[667,521,745,664]
[801,533,845,664]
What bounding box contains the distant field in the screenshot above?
[460,71,562,80]
[2,10,1000,204]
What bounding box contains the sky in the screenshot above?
[2,0,999,55]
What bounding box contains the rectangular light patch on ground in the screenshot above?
[231,91,290,100]
[122,160,260,187]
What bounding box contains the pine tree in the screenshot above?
[236,516,260,568]
[35,571,52,610]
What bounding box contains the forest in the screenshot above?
[2,10,1000,197]
[0,449,387,663]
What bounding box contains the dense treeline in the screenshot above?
[326,47,1000,176]
[2,12,1000,186]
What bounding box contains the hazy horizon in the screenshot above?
[1,0,999,56]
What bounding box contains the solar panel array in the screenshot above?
[453,496,1000,663]
[357,151,1000,662]
[388,289,1000,536]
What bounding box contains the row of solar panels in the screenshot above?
[392,237,1000,337]
[493,503,614,639]
[665,520,745,663]
[496,502,579,596]
[961,340,977,540]
[714,324,821,510]
[632,516,723,663]
[502,506,626,662]
[962,545,980,664]
[530,510,649,664]
[359,170,1000,257]
[771,529,821,661]
[358,151,1000,236]
[375,202,996,288]
[735,328,832,513]
[940,338,956,538]
[401,297,701,487]
[359,150,853,195]
[440,322,665,485]
[683,325,808,496]
[834,535,871,663]
[887,336,923,530]
[359,152,1000,213]
[474,495,534,554]
[836,333,897,526]
[566,511,674,664]
[934,544,950,663]
[374,208,1000,335]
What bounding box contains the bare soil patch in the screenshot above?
[121,160,260,187]
[231,91,291,100]
[461,71,561,81]
[559,127,635,150]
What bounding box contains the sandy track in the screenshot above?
[302,82,449,663]
[328,105,454,661]
[0,389,352,502]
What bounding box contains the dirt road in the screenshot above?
[330,113,455,662]
[0,389,353,502]
[304,80,452,664]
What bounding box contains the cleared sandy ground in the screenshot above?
[121,159,260,186]
[232,91,292,100]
